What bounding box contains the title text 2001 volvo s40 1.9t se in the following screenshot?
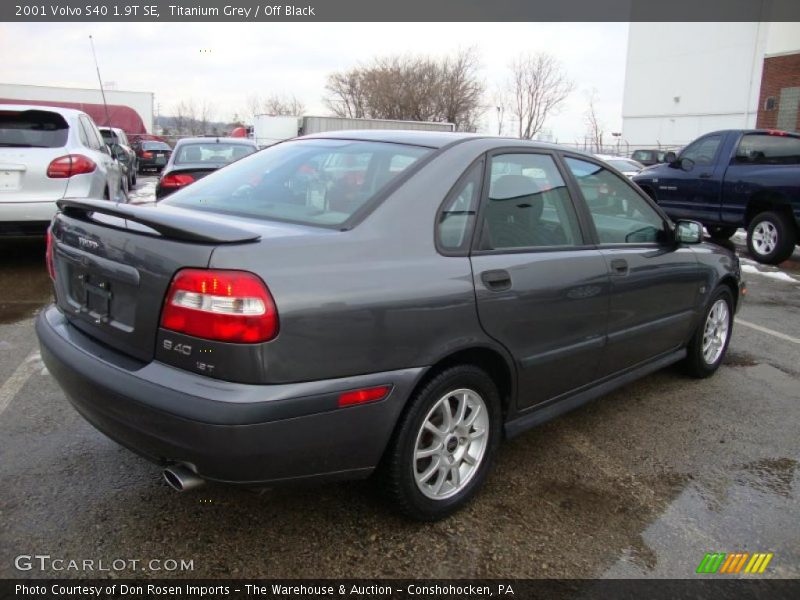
[37,131,744,520]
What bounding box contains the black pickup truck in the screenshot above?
[633,129,800,264]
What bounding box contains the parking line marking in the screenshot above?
[735,318,800,345]
[0,350,40,417]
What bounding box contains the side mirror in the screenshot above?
[664,151,677,164]
[679,157,695,172]
[110,144,126,161]
[675,220,703,244]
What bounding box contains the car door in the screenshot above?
[563,155,704,376]
[469,150,611,410]
[654,133,727,223]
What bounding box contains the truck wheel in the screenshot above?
[381,365,501,521]
[707,225,737,240]
[747,211,796,265]
[684,286,734,378]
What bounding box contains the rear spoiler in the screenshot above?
[57,198,261,244]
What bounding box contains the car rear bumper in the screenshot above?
[37,306,423,485]
[0,200,57,232]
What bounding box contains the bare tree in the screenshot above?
[262,94,305,116]
[584,88,604,153]
[197,100,214,135]
[324,68,368,118]
[507,53,574,140]
[323,48,486,131]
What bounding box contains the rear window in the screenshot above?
[0,110,69,148]
[175,142,256,165]
[606,159,643,171]
[735,133,800,165]
[163,139,432,227]
[143,142,171,151]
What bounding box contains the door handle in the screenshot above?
[481,269,512,291]
[699,172,712,179]
[610,259,629,276]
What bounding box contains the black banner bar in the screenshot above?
[3,579,800,600]
[4,0,800,22]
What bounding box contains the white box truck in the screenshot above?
[252,115,455,147]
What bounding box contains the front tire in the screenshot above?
[747,211,796,265]
[684,287,734,378]
[381,365,501,521]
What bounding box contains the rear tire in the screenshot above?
[707,225,737,240]
[381,365,501,521]
[747,211,796,265]
[683,287,734,378]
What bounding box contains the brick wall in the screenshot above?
[756,52,800,132]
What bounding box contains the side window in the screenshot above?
[437,159,483,252]
[564,157,665,244]
[75,119,90,147]
[680,134,723,167]
[735,133,800,165]
[79,117,101,150]
[480,153,582,250]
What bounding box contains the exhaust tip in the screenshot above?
[163,466,204,492]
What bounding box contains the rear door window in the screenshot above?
[437,159,483,252]
[79,116,103,150]
[0,109,68,148]
[479,153,583,250]
[734,133,800,165]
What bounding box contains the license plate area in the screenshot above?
[0,169,22,191]
[61,255,138,334]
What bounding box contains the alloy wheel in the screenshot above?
[702,299,730,365]
[751,221,778,256]
[413,388,489,500]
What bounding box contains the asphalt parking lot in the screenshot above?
[1,177,798,579]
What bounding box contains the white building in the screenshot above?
[0,83,155,133]
[621,22,800,149]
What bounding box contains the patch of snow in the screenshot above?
[741,264,799,284]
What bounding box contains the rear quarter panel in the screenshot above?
[208,140,502,383]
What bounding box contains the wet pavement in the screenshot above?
[0,185,798,579]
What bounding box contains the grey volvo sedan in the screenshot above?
[37,131,743,520]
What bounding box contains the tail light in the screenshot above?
[45,229,56,280]
[46,155,96,178]
[766,129,788,136]
[142,151,153,159]
[160,173,195,189]
[161,269,278,343]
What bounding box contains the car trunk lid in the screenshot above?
[50,199,262,362]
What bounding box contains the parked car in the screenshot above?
[133,140,172,173]
[99,126,138,189]
[633,129,800,264]
[0,104,126,235]
[38,131,744,520]
[594,154,645,178]
[631,148,670,166]
[155,137,257,199]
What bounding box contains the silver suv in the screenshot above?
[0,104,126,235]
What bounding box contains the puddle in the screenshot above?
[604,457,799,578]
[723,351,760,368]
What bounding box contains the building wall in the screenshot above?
[756,52,800,131]
[0,83,154,132]
[622,22,766,148]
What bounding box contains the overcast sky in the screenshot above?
[0,22,629,141]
